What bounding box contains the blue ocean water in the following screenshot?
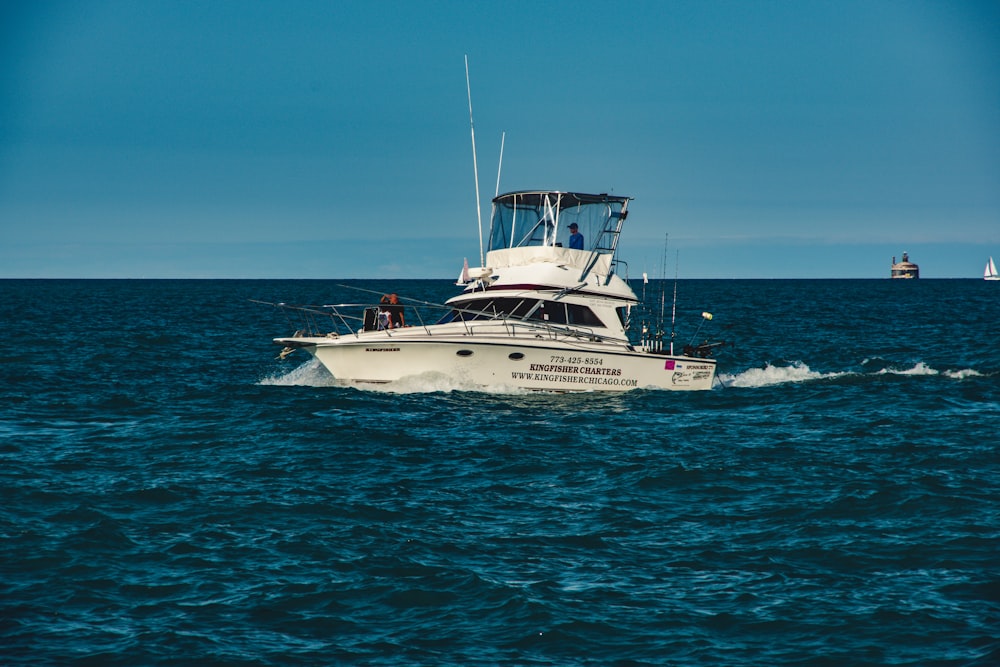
[1,278,998,666]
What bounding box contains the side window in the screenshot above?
[566,304,602,327]
[500,298,534,318]
[436,309,458,324]
[467,300,492,320]
[442,299,487,322]
[531,302,567,324]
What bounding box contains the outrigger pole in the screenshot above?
[465,55,485,267]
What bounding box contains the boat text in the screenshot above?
[549,355,604,366]
[530,363,622,376]
[513,371,638,387]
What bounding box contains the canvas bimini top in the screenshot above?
[487,191,631,256]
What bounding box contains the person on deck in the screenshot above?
[382,293,405,329]
[568,223,584,250]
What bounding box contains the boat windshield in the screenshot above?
[487,191,629,254]
[435,297,603,327]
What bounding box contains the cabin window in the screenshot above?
[528,302,601,327]
[436,310,458,324]
[436,298,537,324]
[566,304,602,327]
[529,302,564,324]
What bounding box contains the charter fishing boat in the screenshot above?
[268,190,722,392]
[985,256,999,281]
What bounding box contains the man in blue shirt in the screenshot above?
[568,223,584,250]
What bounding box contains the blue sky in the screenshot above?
[2,0,998,278]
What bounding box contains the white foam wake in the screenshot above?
[720,360,984,389]
[258,358,339,387]
[262,359,984,393]
[360,371,532,395]
[719,361,847,388]
[259,361,531,395]
[873,362,983,380]
[943,368,984,380]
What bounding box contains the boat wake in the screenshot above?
[719,362,847,388]
[259,359,531,395]
[868,361,984,380]
[361,372,532,395]
[258,358,339,387]
[720,360,984,388]
[265,359,984,393]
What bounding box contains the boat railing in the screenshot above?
[264,299,630,346]
[266,300,510,338]
[258,301,348,337]
[491,319,630,346]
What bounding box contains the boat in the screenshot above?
[985,256,999,281]
[268,190,723,392]
[891,252,919,279]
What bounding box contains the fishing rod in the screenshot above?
[670,248,678,355]
[330,283,447,309]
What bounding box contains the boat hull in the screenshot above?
[279,334,716,392]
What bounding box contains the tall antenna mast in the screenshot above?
[465,55,484,267]
[494,131,505,197]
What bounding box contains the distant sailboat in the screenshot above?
[985,257,999,281]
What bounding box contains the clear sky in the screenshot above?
[2,0,998,279]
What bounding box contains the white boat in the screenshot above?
[270,191,722,392]
[985,256,999,281]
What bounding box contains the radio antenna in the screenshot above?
[465,55,484,267]
[494,131,505,197]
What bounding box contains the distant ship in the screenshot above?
[891,252,919,279]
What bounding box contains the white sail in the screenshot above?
[986,257,999,281]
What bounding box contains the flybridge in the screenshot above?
[487,191,630,256]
